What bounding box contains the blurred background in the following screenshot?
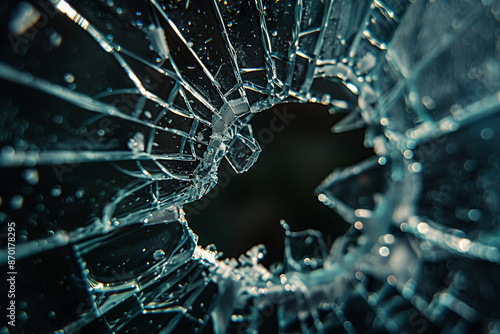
[185,103,374,267]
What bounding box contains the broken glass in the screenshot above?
[1,0,500,333]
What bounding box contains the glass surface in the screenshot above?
[1,0,500,333]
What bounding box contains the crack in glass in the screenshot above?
[1,0,500,333]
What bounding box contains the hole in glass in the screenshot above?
[186,103,374,266]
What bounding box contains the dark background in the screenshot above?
[185,103,374,267]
